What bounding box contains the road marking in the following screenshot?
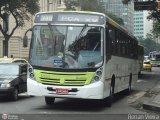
[19,92,28,96]
[137,80,146,83]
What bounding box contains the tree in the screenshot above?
[64,0,79,10]
[138,34,160,55]
[79,0,105,13]
[107,13,124,25]
[151,21,160,37]
[121,0,131,4]
[64,0,105,12]
[0,0,40,56]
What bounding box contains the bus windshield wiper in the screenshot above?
[76,24,88,41]
[72,24,88,48]
[47,23,57,54]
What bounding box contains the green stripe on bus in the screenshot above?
[34,69,95,86]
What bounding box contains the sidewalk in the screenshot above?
[127,82,160,113]
[143,84,160,112]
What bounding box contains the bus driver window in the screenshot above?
[77,28,102,67]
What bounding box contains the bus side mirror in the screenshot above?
[23,28,32,48]
[23,35,28,47]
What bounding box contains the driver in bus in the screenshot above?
[77,28,101,67]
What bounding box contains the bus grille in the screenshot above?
[36,71,94,86]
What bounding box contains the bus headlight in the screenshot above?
[91,68,103,83]
[28,68,33,72]
[28,65,35,80]
[94,76,100,81]
[29,73,34,79]
[96,71,102,76]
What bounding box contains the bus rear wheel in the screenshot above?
[104,77,115,107]
[125,74,132,95]
[45,97,55,105]
[107,85,114,107]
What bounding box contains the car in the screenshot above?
[143,60,152,72]
[0,57,28,63]
[0,63,27,101]
[144,56,149,61]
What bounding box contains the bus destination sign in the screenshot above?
[35,13,105,24]
[58,14,99,23]
[39,14,53,22]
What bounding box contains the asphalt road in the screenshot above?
[1,67,160,120]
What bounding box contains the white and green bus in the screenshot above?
[24,11,139,106]
[149,51,160,67]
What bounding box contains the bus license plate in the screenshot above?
[56,88,69,94]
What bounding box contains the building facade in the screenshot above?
[134,10,153,38]
[133,0,153,39]
[134,11,144,38]
[104,0,134,34]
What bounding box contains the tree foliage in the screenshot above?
[152,21,160,38]
[64,0,79,10]
[138,35,160,55]
[107,13,124,25]
[121,0,131,4]
[0,0,40,56]
[79,0,105,13]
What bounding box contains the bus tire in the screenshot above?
[104,76,115,107]
[45,97,55,105]
[126,74,132,95]
[108,84,114,107]
[11,87,18,101]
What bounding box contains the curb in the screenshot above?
[143,94,160,112]
[143,101,160,112]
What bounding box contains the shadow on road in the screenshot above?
[0,95,34,103]
[34,90,129,112]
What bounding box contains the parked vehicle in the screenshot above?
[0,63,27,101]
[0,57,28,64]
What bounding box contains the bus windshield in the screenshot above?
[29,25,104,69]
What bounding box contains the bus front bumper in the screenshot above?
[27,78,105,99]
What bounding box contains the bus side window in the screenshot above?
[107,25,116,55]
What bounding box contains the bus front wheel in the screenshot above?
[45,97,55,105]
[125,74,132,95]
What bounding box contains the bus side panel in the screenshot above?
[103,56,139,98]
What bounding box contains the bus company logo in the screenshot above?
[2,113,8,120]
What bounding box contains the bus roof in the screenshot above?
[34,11,136,40]
[35,11,106,16]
